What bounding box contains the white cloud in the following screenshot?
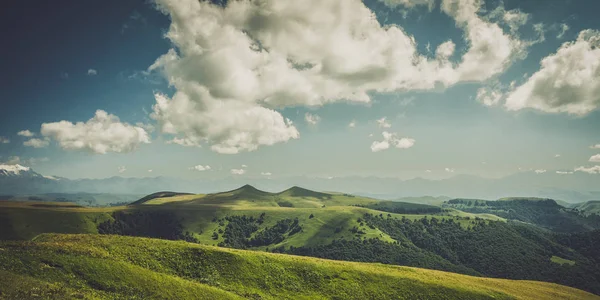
[534,169,547,174]
[118,166,126,173]
[557,23,569,39]
[477,86,504,106]
[149,0,530,154]
[505,30,600,115]
[148,169,153,173]
[590,154,600,163]
[41,110,150,154]
[231,168,246,175]
[23,138,49,148]
[2,156,21,165]
[556,171,573,175]
[261,172,272,176]
[87,69,98,76]
[379,0,435,10]
[575,165,600,174]
[241,164,248,168]
[425,170,432,173]
[445,168,455,173]
[305,113,321,125]
[0,137,9,144]
[592,144,600,149]
[371,131,415,152]
[348,120,356,128]
[555,154,561,158]
[17,130,34,137]
[167,137,199,147]
[190,165,211,171]
[376,117,392,128]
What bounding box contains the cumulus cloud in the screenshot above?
[555,154,561,158]
[148,0,531,154]
[118,166,126,173]
[190,165,211,171]
[241,164,248,168]
[575,165,600,174]
[231,168,246,175]
[476,86,504,106]
[0,137,9,144]
[445,168,455,173]
[504,30,600,115]
[148,169,153,173]
[376,117,392,128]
[590,154,600,163]
[23,138,49,148]
[592,144,600,149]
[556,171,573,175]
[557,23,569,39]
[17,130,34,137]
[41,110,150,154]
[348,120,356,128]
[379,0,435,10]
[370,131,415,152]
[305,113,321,125]
[261,172,272,176]
[534,169,547,174]
[87,69,98,76]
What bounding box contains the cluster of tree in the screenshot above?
[217,214,302,249]
[97,210,197,242]
[276,213,600,295]
[355,201,442,215]
[445,199,600,233]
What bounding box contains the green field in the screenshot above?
[0,234,595,300]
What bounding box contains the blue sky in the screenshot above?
[1,0,599,180]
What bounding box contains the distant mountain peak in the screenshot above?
[279,186,331,199]
[0,164,31,175]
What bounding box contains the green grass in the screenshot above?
[550,256,576,266]
[0,234,596,300]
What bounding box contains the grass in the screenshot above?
[550,256,576,266]
[0,234,596,300]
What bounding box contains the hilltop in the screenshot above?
[0,234,595,300]
[2,186,600,295]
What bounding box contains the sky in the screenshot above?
[0,0,599,181]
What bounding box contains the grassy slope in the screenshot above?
[0,234,596,300]
[0,188,503,245]
[573,201,600,216]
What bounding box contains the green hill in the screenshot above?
[0,234,596,300]
[573,201,600,216]
[2,187,600,295]
[444,197,600,233]
[131,191,194,205]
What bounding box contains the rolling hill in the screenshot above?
[0,234,596,300]
[2,186,600,295]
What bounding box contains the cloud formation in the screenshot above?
[534,169,547,174]
[23,138,49,148]
[504,30,600,115]
[575,165,600,174]
[17,130,34,137]
[117,166,126,173]
[0,137,9,144]
[376,117,392,129]
[87,69,98,76]
[148,0,530,154]
[305,113,321,125]
[590,154,600,163]
[41,110,150,154]
[190,165,211,171]
[370,131,415,152]
[592,144,600,149]
[231,168,246,175]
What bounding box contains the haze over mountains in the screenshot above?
[1,164,598,203]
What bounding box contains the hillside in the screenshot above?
[573,201,600,216]
[443,197,600,233]
[2,186,600,294]
[0,234,596,300]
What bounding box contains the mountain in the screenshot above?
[3,185,600,295]
[573,201,600,216]
[1,164,599,203]
[2,234,594,300]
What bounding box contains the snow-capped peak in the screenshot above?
[0,164,31,175]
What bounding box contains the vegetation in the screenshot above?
[444,198,600,232]
[0,234,595,300]
[356,201,442,214]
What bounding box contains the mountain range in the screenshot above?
[1,164,599,203]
